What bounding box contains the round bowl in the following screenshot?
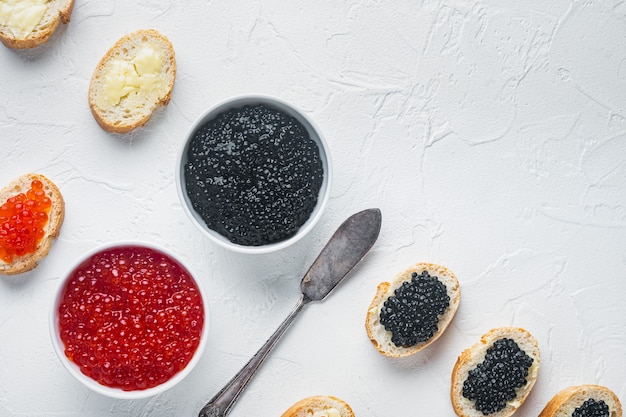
[176,94,332,254]
[49,241,209,399]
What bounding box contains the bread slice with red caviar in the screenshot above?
[451,327,540,417]
[280,395,354,417]
[0,0,74,49]
[539,385,622,417]
[88,29,176,133]
[365,262,460,357]
[0,174,64,275]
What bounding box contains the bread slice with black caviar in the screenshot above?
[451,327,540,417]
[0,174,65,275]
[365,262,460,357]
[0,0,74,49]
[280,395,354,417]
[538,385,622,417]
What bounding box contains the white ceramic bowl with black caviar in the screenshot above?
[176,95,332,254]
[49,241,209,399]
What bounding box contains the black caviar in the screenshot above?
[571,399,609,417]
[379,270,450,347]
[184,103,324,246]
[462,338,534,415]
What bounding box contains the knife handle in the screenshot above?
[198,296,309,417]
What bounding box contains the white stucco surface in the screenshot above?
[1,1,625,416]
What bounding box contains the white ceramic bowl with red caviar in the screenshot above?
[49,241,209,399]
[176,94,332,254]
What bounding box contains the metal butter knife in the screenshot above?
[198,208,382,417]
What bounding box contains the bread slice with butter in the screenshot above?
[0,0,74,49]
[280,395,354,417]
[538,385,622,417]
[88,29,176,133]
[451,327,540,417]
[0,173,65,275]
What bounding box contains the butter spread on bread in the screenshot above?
[0,0,73,49]
[280,396,354,417]
[98,47,164,107]
[0,0,49,39]
[88,29,176,133]
[311,408,341,417]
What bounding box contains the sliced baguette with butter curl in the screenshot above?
[365,262,460,357]
[280,395,354,417]
[451,327,540,417]
[88,29,176,133]
[539,385,622,417]
[0,174,64,275]
[0,0,74,49]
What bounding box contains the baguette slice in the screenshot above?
[451,327,540,417]
[88,29,176,133]
[538,385,622,417]
[0,0,74,49]
[280,395,354,417]
[365,262,460,357]
[0,174,64,275]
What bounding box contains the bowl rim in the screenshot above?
[175,93,332,254]
[48,240,210,400]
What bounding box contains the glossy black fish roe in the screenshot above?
[571,399,609,417]
[379,270,450,347]
[462,338,534,415]
[184,103,324,246]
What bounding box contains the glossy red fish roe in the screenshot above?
[57,246,204,391]
[0,180,51,263]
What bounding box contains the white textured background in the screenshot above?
[1,1,625,416]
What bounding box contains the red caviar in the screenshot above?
[0,180,51,263]
[57,246,204,391]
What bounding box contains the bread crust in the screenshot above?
[0,0,74,49]
[88,29,176,133]
[538,385,622,417]
[0,174,64,275]
[450,327,540,417]
[365,262,460,357]
[280,395,354,417]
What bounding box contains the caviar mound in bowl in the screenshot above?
[176,95,332,254]
[49,242,209,399]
